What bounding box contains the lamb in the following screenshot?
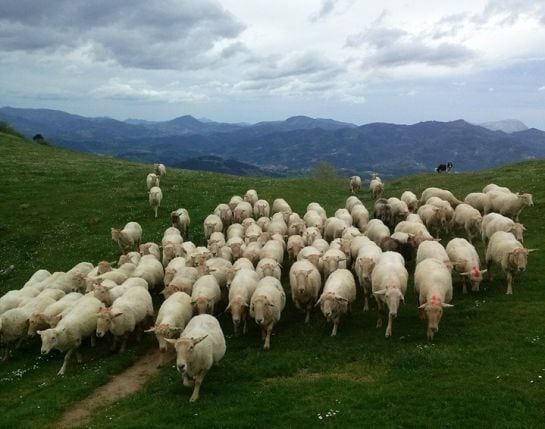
[37,295,104,375]
[28,293,83,335]
[320,248,348,281]
[289,260,322,323]
[132,254,164,290]
[250,276,286,350]
[145,291,193,367]
[414,258,453,340]
[481,212,525,244]
[162,267,199,298]
[191,275,222,315]
[203,215,223,240]
[154,163,167,176]
[401,191,418,212]
[317,269,356,336]
[112,221,143,254]
[96,287,154,352]
[446,238,486,294]
[369,177,384,200]
[324,217,347,242]
[287,235,305,262]
[244,189,259,206]
[464,192,490,214]
[256,257,282,281]
[146,173,160,190]
[351,204,369,231]
[354,240,382,311]
[419,187,463,207]
[148,186,163,218]
[365,219,391,245]
[349,175,362,194]
[452,203,482,243]
[226,269,260,336]
[228,195,243,211]
[233,201,253,223]
[485,231,537,295]
[486,191,533,221]
[371,251,408,338]
[165,314,226,402]
[171,208,190,237]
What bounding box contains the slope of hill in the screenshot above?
[480,119,528,133]
[1,129,545,428]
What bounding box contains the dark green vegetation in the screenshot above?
[3,106,545,178]
[1,131,545,428]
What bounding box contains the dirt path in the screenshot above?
[56,350,164,428]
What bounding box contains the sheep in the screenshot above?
[0,287,41,316]
[414,258,453,340]
[243,223,261,244]
[233,257,255,271]
[450,203,482,243]
[290,260,322,323]
[483,183,512,194]
[446,238,486,294]
[406,213,424,224]
[287,235,305,262]
[171,208,190,237]
[96,287,153,352]
[317,269,356,336]
[206,231,226,258]
[23,269,51,289]
[304,210,325,234]
[112,221,143,254]
[302,226,322,246]
[132,254,164,290]
[205,257,233,292]
[419,187,463,207]
[349,234,372,260]
[486,191,533,221]
[28,293,83,336]
[154,163,167,176]
[242,242,261,266]
[226,236,246,261]
[228,195,243,211]
[162,228,184,253]
[256,216,271,231]
[307,202,327,222]
[320,248,348,281]
[485,231,537,295]
[272,198,292,219]
[137,244,159,262]
[0,294,57,359]
[369,177,384,200]
[146,173,160,190]
[365,219,391,245]
[26,271,65,292]
[49,264,94,294]
[256,257,282,281]
[244,189,259,206]
[335,208,353,227]
[163,267,199,298]
[92,278,148,306]
[394,221,435,241]
[481,212,526,244]
[203,215,223,240]
[373,199,393,228]
[351,204,369,231]
[426,197,455,234]
[349,176,362,194]
[149,186,163,218]
[371,251,408,338]
[226,269,260,336]
[312,238,330,254]
[387,197,410,223]
[417,204,449,238]
[259,240,284,265]
[346,195,363,212]
[233,201,253,224]
[415,241,451,268]
[79,265,133,293]
[250,276,286,350]
[164,314,226,402]
[297,246,323,271]
[464,192,490,214]
[190,247,213,274]
[164,257,187,286]
[37,296,104,375]
[267,218,288,237]
[253,200,270,218]
[354,240,382,311]
[324,217,347,242]
[401,191,418,212]
[145,292,193,367]
[242,217,256,232]
[287,213,306,236]
[191,275,222,315]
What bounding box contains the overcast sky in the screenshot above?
[1,0,544,128]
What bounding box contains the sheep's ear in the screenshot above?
[144,327,156,333]
[192,335,208,345]
[459,272,470,276]
[441,303,454,308]
[36,330,43,336]
[527,248,539,253]
[314,296,322,307]
[164,338,178,345]
[418,303,427,309]
[335,296,348,302]
[112,312,123,318]
[480,269,488,274]
[374,290,386,296]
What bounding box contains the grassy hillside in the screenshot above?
[1,132,544,428]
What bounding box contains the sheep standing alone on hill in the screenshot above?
[350,176,362,194]
[154,163,167,176]
[148,186,163,218]
[146,173,160,190]
[111,222,142,254]
[369,177,384,200]
[171,208,190,237]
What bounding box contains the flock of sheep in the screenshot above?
[0,165,536,402]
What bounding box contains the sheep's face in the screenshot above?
[28,313,46,336]
[384,288,404,317]
[320,294,347,321]
[192,297,210,315]
[294,270,313,295]
[97,261,113,275]
[173,336,207,374]
[96,310,113,337]
[511,224,525,242]
[509,248,529,272]
[37,328,60,354]
[423,303,443,339]
[251,297,273,326]
[260,263,277,278]
[519,193,534,207]
[469,267,483,291]
[228,298,249,333]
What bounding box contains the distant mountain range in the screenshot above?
[1,106,544,178]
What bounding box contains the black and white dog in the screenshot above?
[435,162,453,173]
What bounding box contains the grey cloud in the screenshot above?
[0,0,246,70]
[309,0,338,22]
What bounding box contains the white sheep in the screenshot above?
[244,189,259,206]
[335,208,353,227]
[481,212,526,244]
[162,267,199,298]
[118,251,141,266]
[401,191,418,213]
[369,178,384,200]
[256,257,282,281]
[146,173,160,190]
[203,214,223,240]
[320,248,348,281]
[485,231,537,294]
[464,192,490,214]
[171,208,190,237]
[406,213,424,224]
[289,260,322,323]
[272,198,292,217]
[145,291,193,367]
[267,217,288,237]
[446,238,486,294]
[346,196,363,212]
[139,242,161,261]
[132,254,164,290]
[287,235,305,262]
[22,269,51,289]
[259,240,284,265]
[302,226,322,246]
[251,199,269,218]
[164,314,226,402]
[250,276,286,350]
[96,287,153,352]
[349,176,362,194]
[0,287,41,316]
[92,277,148,306]
[245,223,263,244]
[287,213,306,236]
[213,203,232,231]
[317,268,356,336]
[226,236,246,260]
[207,231,226,257]
[191,275,222,315]
[153,163,166,176]
[483,183,511,193]
[228,195,243,211]
[37,295,104,375]
[233,201,253,224]
[164,257,187,286]
[364,219,390,245]
[324,217,347,242]
[297,246,323,271]
[242,242,261,266]
[486,191,533,221]
[28,292,83,336]
[452,203,482,243]
[148,186,163,218]
[424,197,454,234]
[372,251,408,338]
[415,240,451,268]
[351,204,369,231]
[394,221,435,241]
[307,202,327,222]
[226,269,260,336]
[414,258,454,340]
[387,197,410,223]
[353,240,382,311]
[419,187,462,207]
[312,238,330,254]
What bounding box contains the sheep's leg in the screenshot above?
[2,347,11,362]
[305,307,311,324]
[76,350,83,364]
[119,334,128,353]
[243,317,248,336]
[462,277,468,295]
[189,372,205,402]
[331,317,339,337]
[110,336,118,352]
[260,326,266,340]
[376,300,383,328]
[263,324,273,350]
[15,337,24,350]
[90,334,96,347]
[385,314,393,338]
[506,272,514,295]
[58,348,75,376]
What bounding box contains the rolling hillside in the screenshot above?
[1,130,545,428]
